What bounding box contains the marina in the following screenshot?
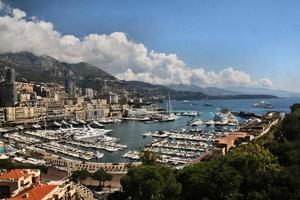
[0,98,297,166]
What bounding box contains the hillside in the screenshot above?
[167,84,239,96]
[0,52,276,100]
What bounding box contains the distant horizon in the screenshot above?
[1,0,300,92]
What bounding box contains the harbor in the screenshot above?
[0,98,292,169]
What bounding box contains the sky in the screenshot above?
[0,0,300,92]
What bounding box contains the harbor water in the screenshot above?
[98,97,300,163]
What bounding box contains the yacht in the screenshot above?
[32,124,41,129]
[90,120,105,128]
[187,111,198,117]
[74,128,112,140]
[252,101,273,108]
[190,119,204,126]
[53,121,62,128]
[205,120,215,126]
[69,120,79,125]
[95,151,104,159]
[99,118,114,124]
[159,94,179,122]
[213,113,229,126]
[159,113,179,122]
[61,120,69,126]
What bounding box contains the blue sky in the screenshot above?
[3,0,300,92]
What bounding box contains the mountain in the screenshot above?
[0,52,125,93]
[0,52,116,82]
[167,84,239,96]
[228,86,300,98]
[0,52,276,100]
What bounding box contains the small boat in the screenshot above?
[53,121,62,127]
[95,152,104,159]
[61,120,69,126]
[190,119,204,126]
[90,120,105,128]
[99,118,114,124]
[69,120,79,125]
[32,124,41,129]
[205,120,215,126]
[203,103,213,106]
[77,119,87,125]
[187,111,198,117]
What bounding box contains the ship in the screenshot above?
[252,100,273,108]
[158,94,179,122]
[74,127,113,140]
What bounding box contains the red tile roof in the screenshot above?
[9,184,58,200]
[0,169,31,181]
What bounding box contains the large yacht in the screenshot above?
[158,94,179,122]
[252,100,273,108]
[74,127,112,140]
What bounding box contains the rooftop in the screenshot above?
[9,184,58,200]
[0,169,36,181]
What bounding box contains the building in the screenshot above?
[0,68,17,107]
[0,169,41,198]
[0,108,5,124]
[64,78,76,96]
[215,132,251,154]
[101,92,119,105]
[4,107,46,124]
[0,169,76,200]
[83,88,94,98]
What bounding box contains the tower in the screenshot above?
[0,68,17,107]
[64,77,76,95]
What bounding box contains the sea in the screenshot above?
[98,97,300,163]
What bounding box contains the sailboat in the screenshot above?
[159,94,179,122]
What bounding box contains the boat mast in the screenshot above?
[168,93,172,115]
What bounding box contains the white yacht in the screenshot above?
[99,118,114,124]
[159,94,179,122]
[90,120,105,128]
[61,120,69,126]
[74,128,112,140]
[214,113,229,126]
[53,121,62,127]
[252,100,273,108]
[187,111,198,117]
[95,151,104,159]
[190,119,204,126]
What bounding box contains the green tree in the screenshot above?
[71,169,90,183]
[92,168,113,189]
[177,159,241,200]
[140,150,158,165]
[121,165,181,200]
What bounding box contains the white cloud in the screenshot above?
[0,2,273,89]
[12,8,26,19]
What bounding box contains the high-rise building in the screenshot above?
[64,77,76,95]
[0,68,17,107]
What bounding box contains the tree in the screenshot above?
[92,168,113,189]
[121,165,181,200]
[71,169,90,183]
[140,150,158,165]
[177,159,241,200]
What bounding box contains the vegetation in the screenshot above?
[109,103,300,200]
[92,168,113,188]
[71,169,90,183]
